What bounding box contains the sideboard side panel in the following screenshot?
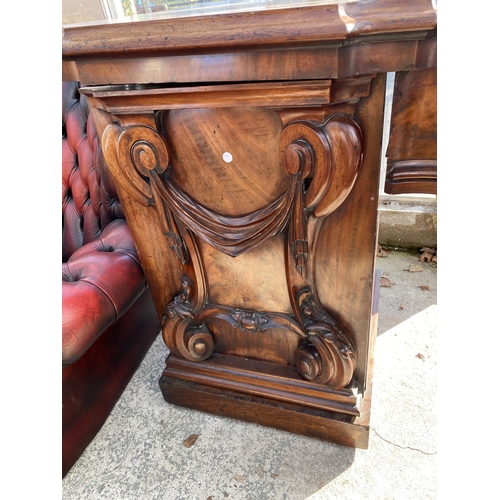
[315,73,386,391]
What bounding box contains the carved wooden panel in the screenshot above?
[105,104,363,381]
[93,74,386,448]
[63,0,437,450]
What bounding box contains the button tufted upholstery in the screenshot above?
[62,81,160,477]
[62,81,124,262]
[62,219,146,364]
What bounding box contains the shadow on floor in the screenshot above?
[62,248,437,500]
[62,336,356,499]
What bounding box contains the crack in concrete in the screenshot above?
[372,429,437,455]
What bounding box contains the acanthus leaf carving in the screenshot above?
[292,288,356,389]
[161,275,195,325]
[230,310,269,333]
[161,276,355,389]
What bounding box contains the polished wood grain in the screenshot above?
[161,107,286,217]
[160,378,369,448]
[62,0,437,86]
[385,67,437,195]
[64,0,438,448]
[338,37,436,78]
[62,5,347,58]
[344,0,436,36]
[62,1,436,58]
[98,79,371,442]
[315,72,386,390]
[67,48,340,85]
[81,81,333,112]
[101,91,364,384]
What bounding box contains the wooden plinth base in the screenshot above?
[159,353,370,449]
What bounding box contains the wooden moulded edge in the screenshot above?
[80,80,334,111]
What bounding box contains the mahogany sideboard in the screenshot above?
[62,0,437,448]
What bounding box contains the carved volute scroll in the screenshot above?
[279,115,363,388]
[102,109,364,390]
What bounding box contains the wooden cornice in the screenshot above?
[62,0,437,59]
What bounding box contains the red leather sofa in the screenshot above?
[62,81,160,477]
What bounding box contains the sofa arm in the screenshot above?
[62,219,147,365]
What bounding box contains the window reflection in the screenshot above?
[107,0,272,20]
[63,0,356,25]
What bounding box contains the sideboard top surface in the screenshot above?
[62,0,437,59]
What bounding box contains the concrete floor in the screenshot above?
[62,248,437,500]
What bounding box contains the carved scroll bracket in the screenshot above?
[161,276,355,389]
[103,113,363,274]
[161,278,305,363]
[102,122,190,265]
[161,275,213,362]
[280,114,363,389]
[293,288,356,388]
[279,114,364,280]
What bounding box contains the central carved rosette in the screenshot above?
[104,108,364,390]
[230,310,269,333]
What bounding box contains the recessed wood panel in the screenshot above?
[200,235,292,314]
